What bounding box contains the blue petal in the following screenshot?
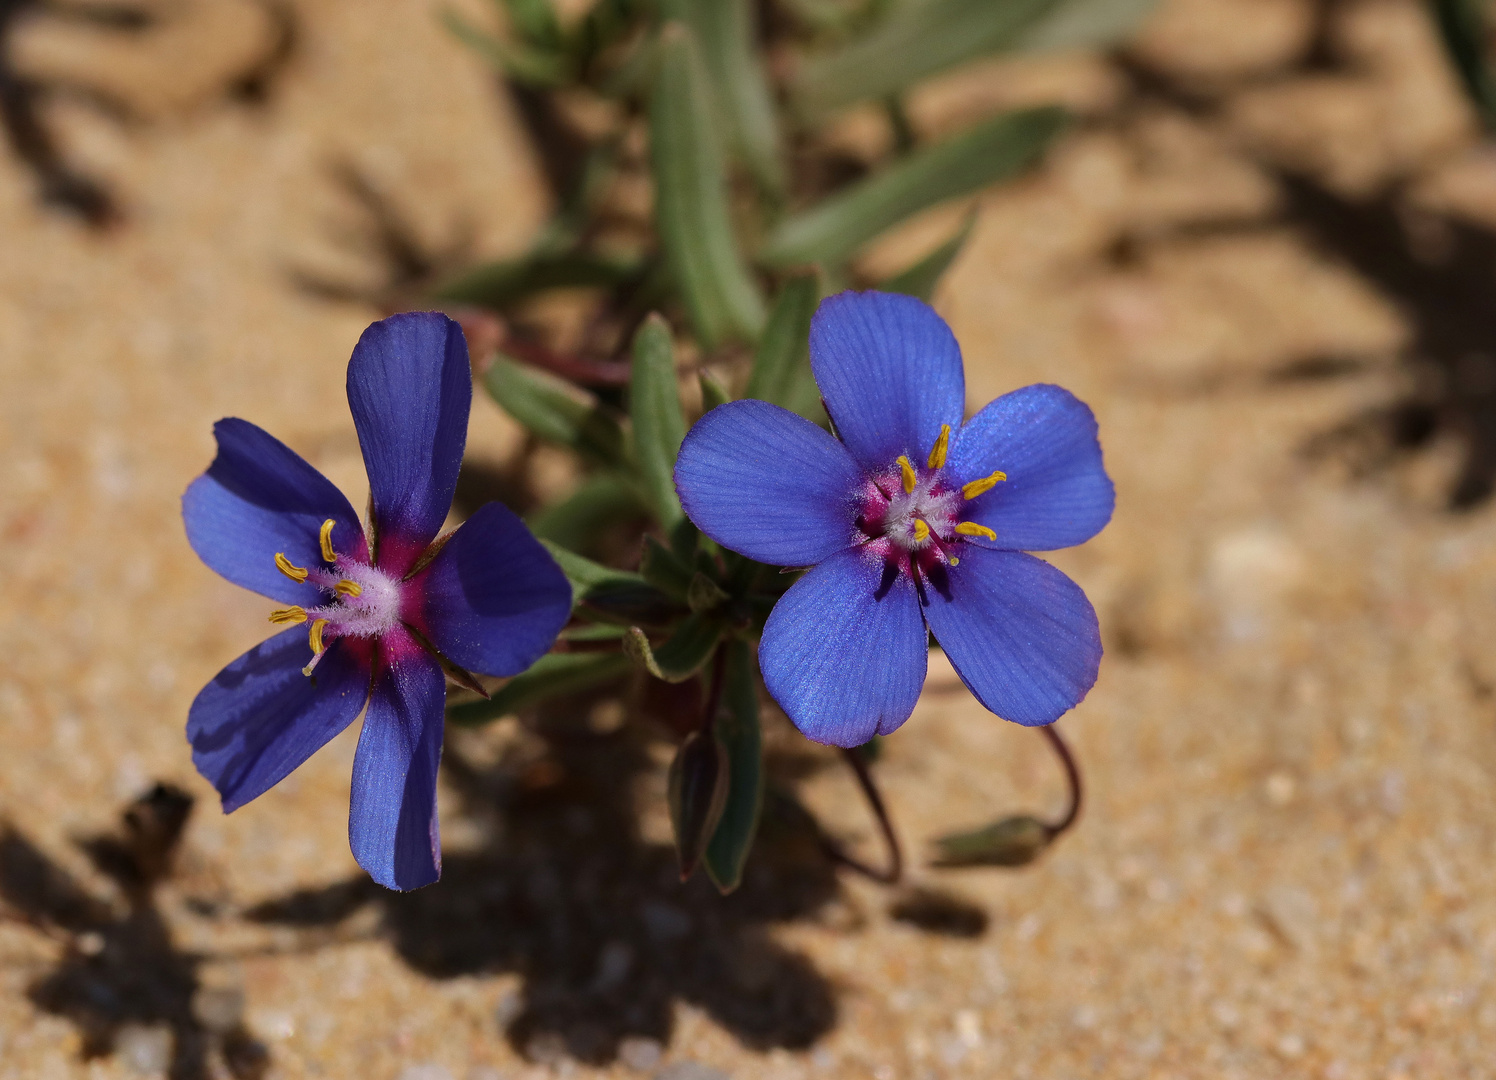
[922,546,1101,727]
[349,642,447,890]
[414,501,572,677]
[187,628,371,813]
[183,419,365,606]
[947,384,1114,551]
[347,312,472,576]
[808,291,966,472]
[760,547,927,747]
[675,400,864,566]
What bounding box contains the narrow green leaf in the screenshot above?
[745,274,818,409]
[1011,0,1159,52]
[641,535,694,599]
[880,209,977,300]
[447,651,632,725]
[1433,0,1496,131]
[527,472,645,552]
[650,22,766,346]
[668,729,730,878]
[441,8,569,86]
[760,106,1068,269]
[484,358,626,462]
[704,639,764,892]
[687,571,730,613]
[432,251,643,309]
[624,614,723,681]
[698,369,731,412]
[793,0,1057,118]
[502,0,562,50]
[630,314,687,527]
[676,0,786,195]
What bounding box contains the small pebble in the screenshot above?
[115,1024,172,1076]
[618,1036,663,1071]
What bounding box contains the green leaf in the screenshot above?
[432,251,643,310]
[629,314,687,527]
[687,571,730,613]
[624,613,723,682]
[447,651,632,725]
[527,472,645,553]
[502,0,562,50]
[650,22,766,346]
[640,534,694,599]
[704,639,764,892]
[931,815,1053,867]
[760,106,1068,269]
[698,369,731,412]
[1011,0,1159,52]
[673,0,786,196]
[1433,0,1496,131]
[880,209,977,300]
[793,0,1057,118]
[668,729,730,878]
[484,358,626,462]
[441,8,569,86]
[745,273,818,411]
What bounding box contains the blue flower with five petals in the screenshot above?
[673,291,1114,747]
[182,312,571,890]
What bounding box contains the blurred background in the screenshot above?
[3,0,1496,1077]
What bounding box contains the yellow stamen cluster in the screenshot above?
[269,605,308,626]
[275,553,308,583]
[954,522,997,541]
[927,425,950,470]
[334,579,363,598]
[961,470,1007,500]
[897,455,917,494]
[319,518,337,562]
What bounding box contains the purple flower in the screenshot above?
[673,291,1114,747]
[182,313,571,890]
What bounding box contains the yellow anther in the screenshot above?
[912,518,930,543]
[955,522,997,541]
[334,579,363,598]
[274,552,308,583]
[319,519,337,562]
[927,424,950,470]
[897,455,917,494]
[268,606,308,626]
[308,618,329,656]
[961,470,1008,500]
[948,556,959,566]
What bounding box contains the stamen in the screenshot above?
[319,519,337,562]
[268,606,308,626]
[274,553,308,583]
[334,579,363,598]
[897,455,917,494]
[927,424,950,470]
[948,556,959,566]
[961,470,1008,500]
[912,518,930,543]
[955,522,997,541]
[307,618,329,656]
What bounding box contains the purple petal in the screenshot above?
[187,628,371,813]
[947,384,1114,551]
[347,312,472,577]
[412,502,572,677]
[674,399,864,566]
[349,637,447,890]
[183,419,365,606]
[760,547,928,747]
[923,546,1101,727]
[809,291,966,472]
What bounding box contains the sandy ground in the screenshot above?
[4,0,1496,1077]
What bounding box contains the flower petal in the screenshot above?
[760,547,927,747]
[187,627,371,813]
[183,419,365,605]
[922,546,1101,727]
[347,312,472,576]
[808,291,965,472]
[412,502,572,677]
[947,384,1114,551]
[675,399,864,566]
[349,635,447,890]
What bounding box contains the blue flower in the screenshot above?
[674,291,1114,747]
[182,312,571,890]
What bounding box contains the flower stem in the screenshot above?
[1040,723,1082,838]
[821,748,903,885]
